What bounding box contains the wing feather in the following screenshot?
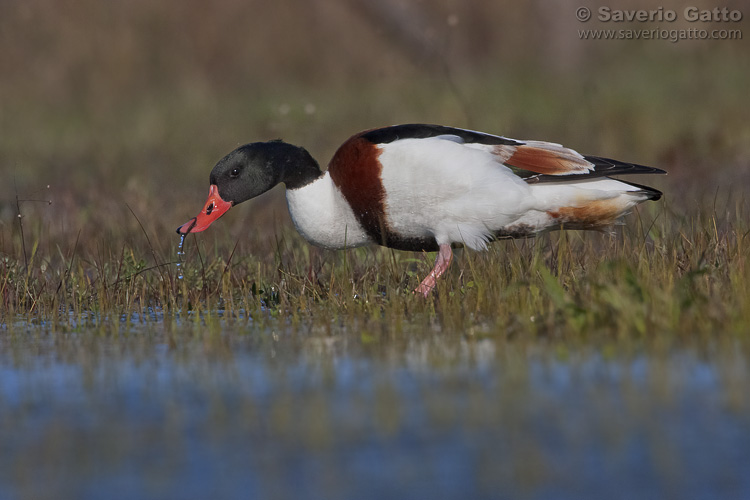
[358,124,665,184]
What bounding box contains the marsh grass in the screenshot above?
[1,0,748,343]
[2,191,749,348]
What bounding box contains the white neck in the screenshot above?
[285,173,372,249]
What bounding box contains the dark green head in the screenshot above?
[210,141,321,204]
[177,140,321,234]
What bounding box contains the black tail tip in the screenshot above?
[648,189,663,201]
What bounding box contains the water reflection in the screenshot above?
[1,323,749,500]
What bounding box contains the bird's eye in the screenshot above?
[230,168,240,177]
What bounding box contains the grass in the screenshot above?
[2,96,749,340]
[1,0,748,342]
[2,188,749,346]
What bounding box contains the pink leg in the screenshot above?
[414,244,453,297]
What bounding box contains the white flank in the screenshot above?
[378,138,534,250]
[285,172,372,249]
[377,137,652,249]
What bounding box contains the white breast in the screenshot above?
[285,173,373,249]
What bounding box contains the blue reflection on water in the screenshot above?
[1,330,749,500]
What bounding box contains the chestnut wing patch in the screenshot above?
[495,142,666,183]
[495,141,593,178]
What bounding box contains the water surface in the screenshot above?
[1,318,749,500]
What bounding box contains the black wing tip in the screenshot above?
[583,155,667,176]
[527,156,666,185]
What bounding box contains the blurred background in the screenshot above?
[0,0,748,260]
[1,4,749,499]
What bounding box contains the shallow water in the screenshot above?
[1,319,749,500]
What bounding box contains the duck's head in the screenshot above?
[177,141,319,234]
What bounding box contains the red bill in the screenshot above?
[176,184,233,234]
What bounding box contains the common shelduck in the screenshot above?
[177,124,664,296]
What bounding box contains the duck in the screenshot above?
[177,124,665,296]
